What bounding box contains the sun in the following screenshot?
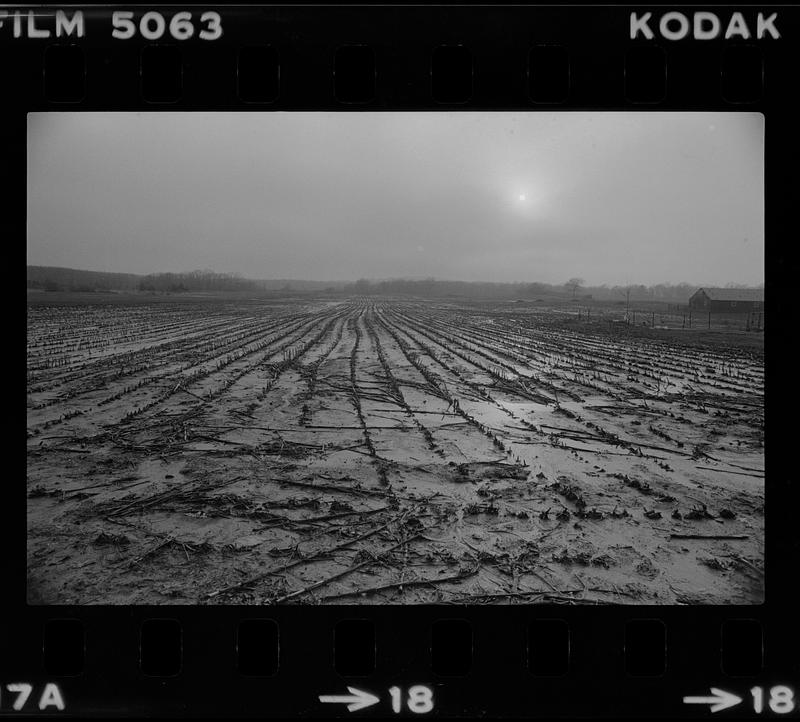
[508,185,544,215]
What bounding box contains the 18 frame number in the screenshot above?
[111,11,222,41]
[389,686,434,714]
[752,686,795,714]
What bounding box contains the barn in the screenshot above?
[689,287,764,312]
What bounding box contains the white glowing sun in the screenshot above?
[518,193,527,202]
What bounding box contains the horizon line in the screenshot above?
[25,264,764,289]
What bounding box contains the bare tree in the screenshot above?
[566,277,584,300]
[618,285,633,320]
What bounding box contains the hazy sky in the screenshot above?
[27,112,764,286]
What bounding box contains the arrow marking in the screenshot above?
[683,688,743,713]
[319,687,380,712]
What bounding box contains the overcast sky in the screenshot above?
[27,112,764,286]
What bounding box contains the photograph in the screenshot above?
[26,111,764,605]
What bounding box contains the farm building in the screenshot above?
[689,287,764,312]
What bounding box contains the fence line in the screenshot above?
[572,304,764,332]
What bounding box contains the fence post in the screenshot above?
[688,310,692,328]
[708,312,711,329]
[682,314,685,329]
[652,312,655,327]
[758,312,762,330]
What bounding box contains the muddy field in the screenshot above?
[26,294,764,605]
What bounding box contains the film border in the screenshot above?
[4,3,798,718]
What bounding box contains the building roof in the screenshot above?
[695,287,764,302]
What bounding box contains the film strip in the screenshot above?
[4,3,798,719]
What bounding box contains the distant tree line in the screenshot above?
[583,281,763,303]
[27,266,139,292]
[343,278,764,303]
[27,266,257,294]
[137,270,257,293]
[27,265,763,302]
